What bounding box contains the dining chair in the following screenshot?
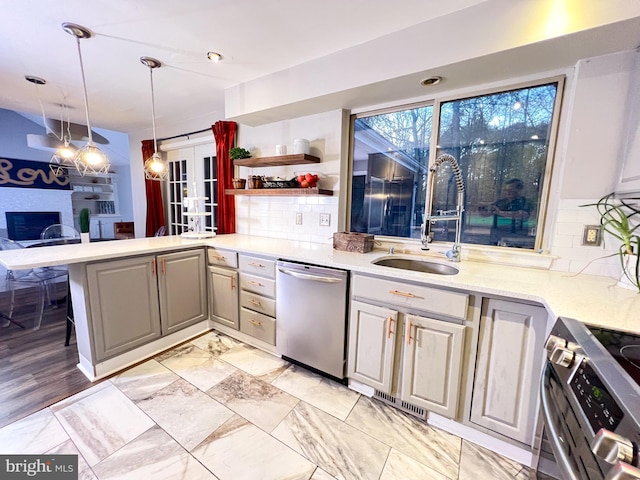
[0,237,68,330]
[40,223,81,241]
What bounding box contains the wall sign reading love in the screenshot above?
[0,157,71,190]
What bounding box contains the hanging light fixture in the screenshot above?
[50,103,78,177]
[62,22,110,176]
[140,56,169,181]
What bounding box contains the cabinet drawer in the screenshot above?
[240,290,276,317]
[207,248,238,268]
[352,275,469,321]
[240,272,276,298]
[239,254,276,279]
[240,307,276,345]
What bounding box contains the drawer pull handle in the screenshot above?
[249,262,266,268]
[152,259,157,276]
[248,319,262,327]
[161,258,166,275]
[387,317,394,338]
[211,254,226,260]
[230,276,236,290]
[390,289,417,298]
[249,281,265,287]
[249,299,262,306]
[407,320,413,345]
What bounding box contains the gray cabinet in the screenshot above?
[158,249,208,335]
[402,315,465,419]
[347,300,398,392]
[208,265,239,329]
[469,298,548,445]
[347,274,469,420]
[207,248,239,329]
[87,248,206,362]
[238,254,277,345]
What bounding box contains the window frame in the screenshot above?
[346,75,566,252]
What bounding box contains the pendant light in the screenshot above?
[50,103,78,177]
[141,56,169,181]
[62,22,110,176]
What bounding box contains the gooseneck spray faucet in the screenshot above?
[421,154,465,262]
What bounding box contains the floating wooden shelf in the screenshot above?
[233,153,320,167]
[225,187,333,196]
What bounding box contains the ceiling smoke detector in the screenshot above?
[420,76,442,87]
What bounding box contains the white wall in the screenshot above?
[235,110,344,244]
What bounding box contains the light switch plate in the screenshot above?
[582,225,602,246]
[295,212,303,225]
[319,213,330,226]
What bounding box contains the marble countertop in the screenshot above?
[1,234,638,334]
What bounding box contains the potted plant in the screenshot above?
[79,208,91,243]
[582,193,640,292]
[229,147,251,160]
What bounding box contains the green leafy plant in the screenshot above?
[229,147,251,160]
[79,208,91,234]
[581,193,640,292]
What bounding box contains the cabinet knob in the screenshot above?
[592,429,635,465]
[549,347,575,368]
[545,334,566,355]
[604,462,640,480]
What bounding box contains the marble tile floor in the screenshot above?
[0,331,536,480]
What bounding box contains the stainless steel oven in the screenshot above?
[532,317,640,480]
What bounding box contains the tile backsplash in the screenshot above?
[235,195,339,245]
[548,198,625,281]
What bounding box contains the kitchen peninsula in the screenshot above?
[1,234,639,383]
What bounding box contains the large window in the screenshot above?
[349,81,561,249]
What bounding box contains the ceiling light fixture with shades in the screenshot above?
[62,22,110,176]
[140,56,169,181]
[24,75,78,176]
[49,101,78,177]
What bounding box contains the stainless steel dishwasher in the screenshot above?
[276,260,348,381]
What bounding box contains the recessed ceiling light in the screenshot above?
[207,51,223,62]
[420,76,442,87]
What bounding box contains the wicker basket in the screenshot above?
[333,232,374,253]
[232,178,246,189]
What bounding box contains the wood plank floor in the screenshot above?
[0,285,94,428]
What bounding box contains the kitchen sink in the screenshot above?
[372,257,459,275]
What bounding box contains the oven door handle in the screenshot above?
[540,363,581,480]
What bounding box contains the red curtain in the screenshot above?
[212,121,237,234]
[141,139,166,237]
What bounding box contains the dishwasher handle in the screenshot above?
[278,267,344,283]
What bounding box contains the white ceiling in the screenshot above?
[0,0,489,137]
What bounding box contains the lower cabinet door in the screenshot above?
[158,249,208,335]
[87,255,162,362]
[347,301,398,393]
[401,315,466,419]
[208,265,239,329]
[470,299,548,445]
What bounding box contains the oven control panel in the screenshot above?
[570,359,625,434]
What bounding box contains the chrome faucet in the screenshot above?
[421,153,465,262]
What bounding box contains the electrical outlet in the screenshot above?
[295,212,303,225]
[582,225,602,246]
[319,213,330,226]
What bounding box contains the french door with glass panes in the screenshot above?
[165,142,217,236]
